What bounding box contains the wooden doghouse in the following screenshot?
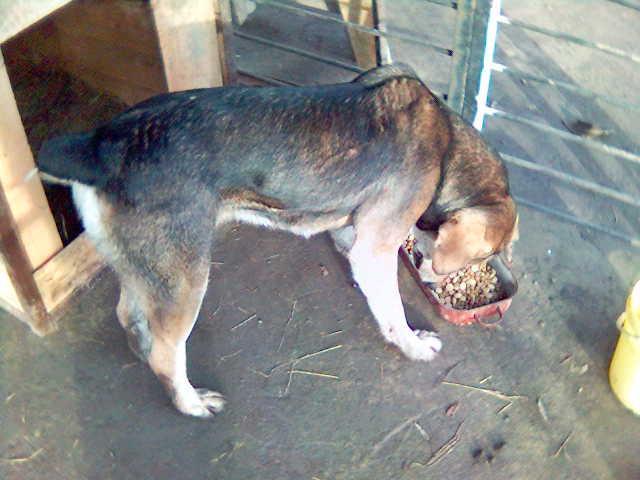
[0,0,236,335]
[0,0,380,336]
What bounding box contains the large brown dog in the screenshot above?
[38,64,517,418]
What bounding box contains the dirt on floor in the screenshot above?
[1,214,639,479]
[2,1,640,479]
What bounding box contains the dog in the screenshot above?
[37,64,517,418]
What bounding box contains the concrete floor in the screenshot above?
[2,214,639,479]
[2,1,640,479]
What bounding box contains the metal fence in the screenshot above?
[229,0,640,248]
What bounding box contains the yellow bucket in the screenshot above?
[609,280,640,415]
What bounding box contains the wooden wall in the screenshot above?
[4,0,168,107]
[51,0,168,105]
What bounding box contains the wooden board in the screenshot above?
[151,0,224,91]
[52,0,167,105]
[0,50,62,270]
[0,0,72,43]
[213,0,238,85]
[34,233,104,315]
[337,0,377,69]
[0,182,51,335]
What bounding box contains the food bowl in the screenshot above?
[399,247,518,326]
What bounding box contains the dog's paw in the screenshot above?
[176,388,226,418]
[397,329,442,362]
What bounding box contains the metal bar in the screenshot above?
[234,30,365,72]
[498,15,640,65]
[472,0,501,130]
[514,195,640,249]
[603,0,640,12]
[236,66,446,98]
[251,0,453,56]
[502,153,640,208]
[236,68,302,86]
[493,63,640,112]
[486,107,640,166]
[423,0,459,8]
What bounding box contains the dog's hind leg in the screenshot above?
[141,261,225,418]
[116,284,152,362]
[74,183,222,417]
[348,220,442,361]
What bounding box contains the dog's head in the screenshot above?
[425,203,518,275]
[409,97,519,276]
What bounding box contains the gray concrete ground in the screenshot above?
[1,215,639,479]
[2,1,640,479]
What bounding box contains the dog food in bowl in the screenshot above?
[399,233,518,325]
[432,263,505,310]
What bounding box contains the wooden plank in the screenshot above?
[151,0,224,91]
[0,183,52,335]
[34,233,104,315]
[336,0,377,69]
[59,67,162,106]
[49,0,166,104]
[0,0,73,43]
[213,0,238,85]
[0,50,62,270]
[55,31,166,95]
[53,0,161,57]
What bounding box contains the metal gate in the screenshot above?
[228,0,640,249]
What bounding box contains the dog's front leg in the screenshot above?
[348,240,442,361]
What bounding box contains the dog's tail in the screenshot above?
[353,63,420,88]
[37,132,111,188]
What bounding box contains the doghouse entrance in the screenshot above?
[1,0,167,247]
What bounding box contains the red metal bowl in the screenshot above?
[399,248,518,326]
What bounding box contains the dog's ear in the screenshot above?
[431,201,516,274]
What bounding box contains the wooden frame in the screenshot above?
[320,0,378,69]
[336,0,378,69]
[0,0,235,335]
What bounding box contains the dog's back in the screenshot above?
[37,65,449,211]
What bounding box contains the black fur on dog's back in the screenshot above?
[37,64,452,219]
[37,63,512,246]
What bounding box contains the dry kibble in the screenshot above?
[432,261,504,310]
